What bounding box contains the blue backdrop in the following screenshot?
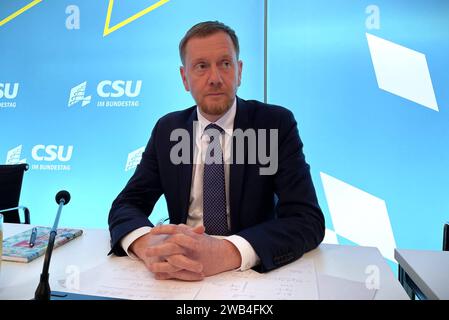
[1,0,448,263]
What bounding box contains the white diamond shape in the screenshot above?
[320,172,396,261]
[366,33,438,111]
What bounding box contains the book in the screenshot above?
[1,226,83,263]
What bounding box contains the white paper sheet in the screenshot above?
[58,256,319,300]
[195,258,318,300]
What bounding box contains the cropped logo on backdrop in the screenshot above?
[125,146,145,172]
[0,83,19,108]
[1,0,170,37]
[103,0,170,36]
[0,0,43,27]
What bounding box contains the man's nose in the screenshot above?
[208,66,223,86]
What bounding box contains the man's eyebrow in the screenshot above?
[190,58,207,65]
[220,54,233,60]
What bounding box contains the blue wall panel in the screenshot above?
[0,0,264,228]
[268,0,449,252]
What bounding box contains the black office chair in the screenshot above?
[0,163,31,224]
[443,223,449,251]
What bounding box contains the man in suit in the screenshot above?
[108,21,324,281]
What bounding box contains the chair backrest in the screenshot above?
[0,163,29,223]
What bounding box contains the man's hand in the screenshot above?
[129,224,205,281]
[149,225,242,279]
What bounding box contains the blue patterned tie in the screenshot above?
[203,123,229,235]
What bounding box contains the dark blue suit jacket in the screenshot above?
[108,97,325,272]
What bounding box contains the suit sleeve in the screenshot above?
[237,110,325,272]
[108,120,163,256]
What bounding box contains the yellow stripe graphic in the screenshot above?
[0,0,43,27]
[104,0,170,36]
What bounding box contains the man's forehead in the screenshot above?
[185,33,236,57]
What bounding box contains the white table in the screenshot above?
[395,248,449,300]
[1,223,408,300]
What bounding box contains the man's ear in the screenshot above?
[180,66,190,91]
[237,60,243,87]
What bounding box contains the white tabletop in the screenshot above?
[395,248,449,300]
[1,223,408,300]
[1,223,111,300]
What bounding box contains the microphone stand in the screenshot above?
[34,198,66,300]
[32,190,117,300]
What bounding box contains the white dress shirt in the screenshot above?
[121,98,260,271]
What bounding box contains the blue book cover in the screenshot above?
[1,226,83,263]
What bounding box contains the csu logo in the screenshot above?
[5,145,73,171]
[0,83,19,99]
[68,81,91,107]
[68,80,142,108]
[31,145,73,162]
[97,80,142,98]
[5,145,26,164]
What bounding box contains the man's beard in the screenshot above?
[199,95,234,116]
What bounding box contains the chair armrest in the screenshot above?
[0,205,31,224]
[444,223,449,251]
[23,206,30,224]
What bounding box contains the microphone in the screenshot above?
[34,190,71,300]
[55,190,71,206]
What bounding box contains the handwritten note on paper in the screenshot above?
[195,268,265,300]
[67,257,202,300]
[60,256,319,300]
[261,257,318,300]
[196,257,318,300]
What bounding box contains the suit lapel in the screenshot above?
[177,108,197,223]
[230,97,250,232]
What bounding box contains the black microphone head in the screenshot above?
[55,190,71,205]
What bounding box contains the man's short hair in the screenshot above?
[179,21,240,65]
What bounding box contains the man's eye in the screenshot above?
[222,61,231,68]
[196,63,207,70]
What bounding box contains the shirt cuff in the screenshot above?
[225,235,260,271]
[120,226,152,260]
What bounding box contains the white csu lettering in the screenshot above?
[32,145,73,162]
[97,80,142,98]
[0,83,19,99]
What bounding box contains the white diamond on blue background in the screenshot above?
[320,172,396,261]
[367,33,438,111]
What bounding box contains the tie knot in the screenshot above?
[204,123,224,138]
